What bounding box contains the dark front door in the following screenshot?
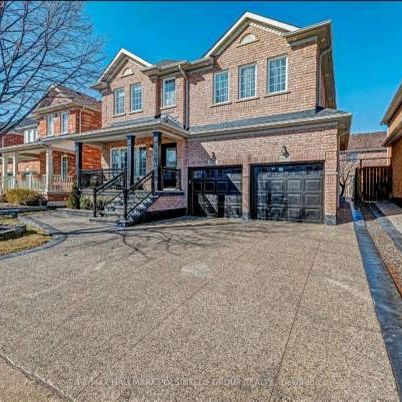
[189,166,242,218]
[252,163,324,223]
[161,143,177,188]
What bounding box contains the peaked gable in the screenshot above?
[204,12,299,57]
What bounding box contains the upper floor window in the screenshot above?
[162,78,176,107]
[214,70,229,104]
[268,56,288,94]
[47,114,55,136]
[113,87,125,115]
[61,111,69,134]
[130,83,143,112]
[239,64,257,99]
[24,128,38,143]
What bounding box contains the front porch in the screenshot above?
[0,142,75,199]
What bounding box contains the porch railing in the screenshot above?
[79,169,124,190]
[1,175,74,193]
[161,167,181,190]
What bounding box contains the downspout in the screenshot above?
[317,46,332,110]
[178,64,190,130]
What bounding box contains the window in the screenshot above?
[24,128,37,143]
[162,78,176,107]
[113,87,125,115]
[214,70,229,104]
[61,112,69,134]
[135,146,147,178]
[61,155,68,180]
[130,84,143,112]
[268,56,288,94]
[47,114,55,136]
[110,148,127,171]
[239,64,257,99]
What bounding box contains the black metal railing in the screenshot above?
[79,169,124,189]
[161,167,181,190]
[93,171,125,218]
[124,170,155,220]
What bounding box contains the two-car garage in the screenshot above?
[188,162,324,223]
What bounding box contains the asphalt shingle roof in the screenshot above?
[348,132,387,150]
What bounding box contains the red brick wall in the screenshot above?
[187,24,318,127]
[1,133,23,147]
[186,125,339,219]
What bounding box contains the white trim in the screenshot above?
[238,63,257,100]
[61,111,69,134]
[267,55,288,95]
[113,87,125,116]
[96,48,152,85]
[213,69,230,105]
[162,77,176,108]
[61,155,69,180]
[204,12,298,57]
[46,113,56,137]
[130,83,143,112]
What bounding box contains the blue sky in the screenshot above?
[85,1,402,133]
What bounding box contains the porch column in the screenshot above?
[152,131,162,191]
[127,135,136,186]
[11,153,18,188]
[1,155,7,193]
[45,147,53,192]
[75,142,82,188]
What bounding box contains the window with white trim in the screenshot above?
[61,111,69,134]
[130,83,143,112]
[47,114,55,136]
[113,87,125,115]
[135,146,147,178]
[61,155,68,180]
[239,64,256,99]
[214,70,229,104]
[162,78,176,107]
[268,56,288,94]
[24,128,38,143]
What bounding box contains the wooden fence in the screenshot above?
[355,165,392,202]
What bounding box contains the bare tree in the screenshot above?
[339,152,360,198]
[0,1,103,135]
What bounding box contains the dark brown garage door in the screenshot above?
[189,166,242,218]
[252,163,324,223]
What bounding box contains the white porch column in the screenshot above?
[1,155,8,193]
[11,153,18,188]
[45,147,53,192]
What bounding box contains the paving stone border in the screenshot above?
[350,201,402,398]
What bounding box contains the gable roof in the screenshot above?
[382,82,402,125]
[204,12,299,57]
[94,48,152,89]
[34,85,101,114]
[347,132,387,151]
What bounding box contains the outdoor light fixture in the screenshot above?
[280,146,289,159]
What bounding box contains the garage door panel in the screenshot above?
[252,163,323,223]
[190,166,242,218]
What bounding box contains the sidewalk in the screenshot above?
[376,201,402,235]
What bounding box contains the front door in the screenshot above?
[161,143,177,188]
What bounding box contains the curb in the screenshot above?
[350,201,402,398]
[0,215,67,262]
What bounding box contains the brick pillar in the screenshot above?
[242,162,250,220]
[152,131,162,191]
[75,142,82,187]
[127,135,136,186]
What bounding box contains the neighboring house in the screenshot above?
[383,83,402,201]
[2,12,352,223]
[0,85,102,200]
[339,131,389,198]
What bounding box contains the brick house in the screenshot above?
[6,12,351,223]
[0,85,102,200]
[382,83,402,201]
[339,131,389,198]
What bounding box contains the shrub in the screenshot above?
[5,189,43,206]
[79,195,105,211]
[67,182,80,209]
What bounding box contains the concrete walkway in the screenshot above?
[376,201,402,235]
[0,211,398,400]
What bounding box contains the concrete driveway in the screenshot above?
[0,212,398,400]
